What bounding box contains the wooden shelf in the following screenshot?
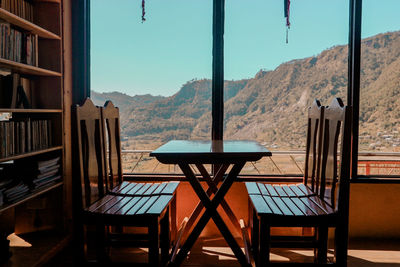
[0,109,62,113]
[34,0,61,3]
[0,146,63,163]
[0,8,60,39]
[0,58,61,76]
[0,181,63,213]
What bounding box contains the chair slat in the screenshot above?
[161,182,179,194]
[106,196,134,214]
[115,196,142,215]
[262,196,283,215]
[152,182,168,194]
[135,183,152,195]
[249,194,272,214]
[245,182,261,195]
[96,196,125,213]
[110,181,131,194]
[136,195,160,215]
[147,195,173,214]
[289,184,307,197]
[119,182,139,195]
[309,196,334,214]
[272,196,293,216]
[143,183,161,196]
[87,195,115,212]
[125,183,145,195]
[281,197,304,216]
[257,183,269,195]
[290,197,316,216]
[297,184,315,196]
[264,184,279,197]
[273,185,288,197]
[281,185,297,197]
[126,197,150,215]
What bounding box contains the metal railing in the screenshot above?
[121,149,400,179]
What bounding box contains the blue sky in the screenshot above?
[91,0,400,96]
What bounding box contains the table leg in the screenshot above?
[173,162,249,267]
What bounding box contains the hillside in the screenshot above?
[94,31,400,150]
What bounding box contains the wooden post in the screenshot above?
[212,0,225,141]
[347,0,362,179]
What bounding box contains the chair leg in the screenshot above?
[258,217,270,267]
[335,225,348,267]
[251,208,259,265]
[149,218,160,267]
[161,208,171,266]
[95,223,108,262]
[171,194,177,244]
[317,226,328,263]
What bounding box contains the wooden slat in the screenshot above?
[0,57,62,76]
[125,183,145,195]
[115,196,141,215]
[272,196,293,216]
[126,197,150,215]
[281,185,297,197]
[152,182,168,194]
[262,195,282,215]
[161,181,179,194]
[291,197,317,216]
[299,197,327,215]
[143,183,160,195]
[110,181,131,194]
[264,184,279,197]
[309,196,334,214]
[135,184,152,195]
[118,182,138,195]
[281,197,304,216]
[147,195,173,214]
[249,194,272,214]
[297,184,315,196]
[105,196,133,214]
[257,183,269,195]
[245,182,260,194]
[95,196,124,213]
[136,195,160,215]
[273,185,288,197]
[87,195,115,212]
[289,184,307,197]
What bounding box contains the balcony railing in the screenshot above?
[121,149,400,181]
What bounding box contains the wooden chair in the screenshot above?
[73,98,177,266]
[244,99,325,263]
[246,98,351,266]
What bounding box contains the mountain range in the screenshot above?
[92,31,400,150]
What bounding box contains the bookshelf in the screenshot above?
[0,0,65,264]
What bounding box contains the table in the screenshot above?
[150,140,271,266]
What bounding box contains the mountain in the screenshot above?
[95,31,400,150]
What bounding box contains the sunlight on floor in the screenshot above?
[7,233,32,247]
[348,249,400,264]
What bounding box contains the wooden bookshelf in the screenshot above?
[0,58,61,76]
[0,146,63,163]
[0,0,65,265]
[0,8,60,39]
[0,181,63,213]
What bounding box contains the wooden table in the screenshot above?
[150,140,271,266]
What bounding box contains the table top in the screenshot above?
[150,140,271,164]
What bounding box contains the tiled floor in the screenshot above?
[42,237,400,266]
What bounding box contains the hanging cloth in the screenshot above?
[284,0,291,43]
[142,0,146,23]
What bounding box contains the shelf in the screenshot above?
[0,181,63,213]
[34,0,61,3]
[0,109,62,113]
[0,146,63,163]
[0,58,61,76]
[0,8,60,40]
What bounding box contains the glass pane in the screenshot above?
[224,0,348,174]
[359,0,400,175]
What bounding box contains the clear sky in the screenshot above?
[91,0,400,96]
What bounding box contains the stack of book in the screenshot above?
[0,162,29,205]
[0,0,34,22]
[0,20,38,66]
[0,118,53,158]
[32,157,61,189]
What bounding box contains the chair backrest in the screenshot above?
[303,99,324,194]
[319,98,352,212]
[101,101,123,191]
[73,98,107,209]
